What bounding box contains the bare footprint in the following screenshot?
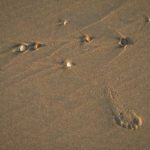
[106,85,143,130]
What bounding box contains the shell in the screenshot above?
[34,43,41,49]
[64,59,72,68]
[19,44,27,52]
[60,59,76,69]
[63,20,70,26]
[118,38,128,47]
[84,34,93,43]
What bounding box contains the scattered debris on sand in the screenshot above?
[12,42,45,53]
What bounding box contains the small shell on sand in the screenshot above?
[12,42,45,53]
[82,34,94,43]
[118,38,128,47]
[63,20,70,26]
[33,42,44,50]
[19,44,27,52]
[58,59,76,69]
[12,43,28,53]
[57,19,70,26]
[116,32,133,49]
[63,59,75,69]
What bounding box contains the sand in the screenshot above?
[0,0,150,149]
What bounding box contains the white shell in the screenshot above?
[63,59,73,69]
[83,34,93,43]
[63,20,69,26]
[85,35,91,42]
[66,61,72,68]
[19,44,27,52]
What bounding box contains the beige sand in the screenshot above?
[0,0,150,149]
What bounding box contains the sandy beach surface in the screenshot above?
[0,0,150,150]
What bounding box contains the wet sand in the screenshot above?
[0,0,150,150]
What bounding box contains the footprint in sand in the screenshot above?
[106,85,143,130]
